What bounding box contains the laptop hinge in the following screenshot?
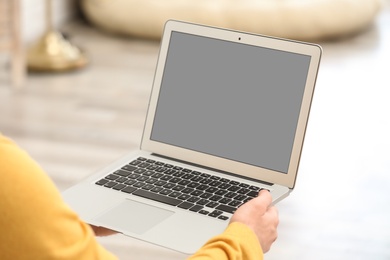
[152,153,274,186]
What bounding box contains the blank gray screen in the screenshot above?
[151,32,311,173]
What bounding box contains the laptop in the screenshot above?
[62,20,322,254]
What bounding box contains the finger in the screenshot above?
[256,189,272,207]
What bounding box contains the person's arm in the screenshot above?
[188,190,278,260]
[0,135,117,260]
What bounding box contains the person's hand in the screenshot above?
[230,190,279,253]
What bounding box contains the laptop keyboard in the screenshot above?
[95,157,266,221]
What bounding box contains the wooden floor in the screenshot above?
[1,3,390,259]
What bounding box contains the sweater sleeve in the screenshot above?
[188,222,263,260]
[0,134,117,260]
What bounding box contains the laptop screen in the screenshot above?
[150,31,312,174]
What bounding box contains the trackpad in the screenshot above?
[95,199,174,235]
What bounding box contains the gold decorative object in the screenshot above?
[27,0,88,72]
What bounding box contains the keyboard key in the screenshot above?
[189,205,203,212]
[115,169,132,177]
[129,160,142,166]
[104,181,117,188]
[124,179,137,186]
[173,171,184,177]
[154,180,167,186]
[182,174,194,180]
[188,196,200,203]
[147,165,159,171]
[239,183,249,188]
[209,181,221,187]
[116,177,128,183]
[178,202,194,209]
[160,189,172,196]
[151,172,163,178]
[219,198,232,205]
[247,190,259,197]
[121,186,137,194]
[178,194,191,200]
[137,176,149,182]
[129,173,141,179]
[168,191,181,198]
[234,194,247,201]
[191,190,202,196]
[218,215,229,220]
[106,174,119,180]
[188,182,200,188]
[227,186,240,192]
[138,162,151,168]
[209,195,222,201]
[197,199,209,205]
[143,170,155,176]
[169,177,181,183]
[216,204,236,214]
[209,210,223,218]
[160,175,172,181]
[225,192,237,198]
[196,184,208,190]
[156,167,167,172]
[219,183,231,189]
[200,192,212,199]
[200,179,212,184]
[142,184,154,190]
[145,178,158,184]
[150,186,163,193]
[181,187,194,194]
[96,179,108,185]
[199,210,209,215]
[215,189,228,196]
[228,200,241,207]
[113,184,126,190]
[133,189,181,206]
[237,188,250,194]
[205,187,218,193]
[206,202,219,208]
[164,169,176,175]
[155,162,165,166]
[133,182,146,188]
[134,168,146,173]
[172,185,185,191]
[191,176,203,182]
[163,183,175,189]
[178,180,191,186]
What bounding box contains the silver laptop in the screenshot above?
[62,20,322,254]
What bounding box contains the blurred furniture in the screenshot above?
[27,0,88,72]
[0,0,25,87]
[81,0,383,41]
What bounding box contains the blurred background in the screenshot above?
[1,0,389,259]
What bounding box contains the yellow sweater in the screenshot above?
[0,134,263,259]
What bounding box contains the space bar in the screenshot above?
[132,189,182,206]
